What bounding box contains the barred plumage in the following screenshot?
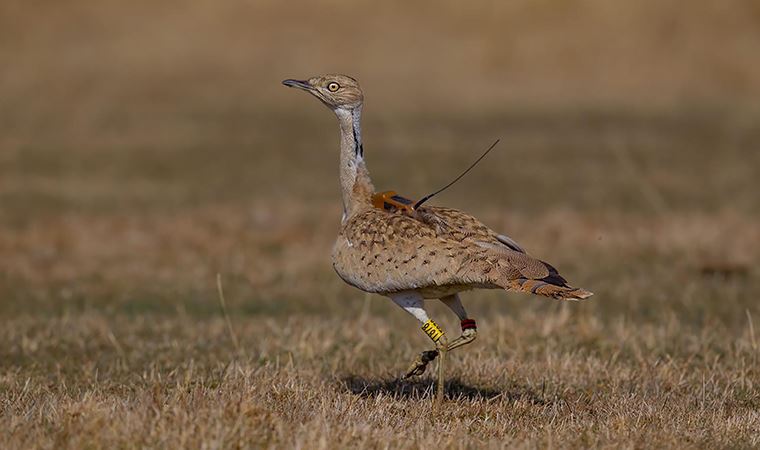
[283,74,592,405]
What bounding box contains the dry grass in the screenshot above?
[2,0,760,448]
[2,303,760,448]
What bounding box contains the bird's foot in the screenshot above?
[445,326,477,352]
[403,350,439,378]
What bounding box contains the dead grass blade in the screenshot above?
[216,273,242,355]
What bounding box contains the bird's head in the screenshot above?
[282,74,363,111]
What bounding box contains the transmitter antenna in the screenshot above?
[413,139,501,210]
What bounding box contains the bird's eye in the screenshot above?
[327,82,340,92]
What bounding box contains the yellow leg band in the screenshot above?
[422,319,444,343]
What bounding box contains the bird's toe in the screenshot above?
[403,350,438,378]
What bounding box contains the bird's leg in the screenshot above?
[388,292,446,379]
[418,318,449,408]
[435,330,447,409]
[440,294,477,352]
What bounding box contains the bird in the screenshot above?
[282,74,592,405]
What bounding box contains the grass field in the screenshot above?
[2,1,760,448]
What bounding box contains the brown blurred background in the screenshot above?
[2,0,760,314]
[1,0,759,312]
[2,1,760,447]
[3,0,760,115]
[1,1,758,211]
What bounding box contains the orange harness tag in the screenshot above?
[371,191,416,215]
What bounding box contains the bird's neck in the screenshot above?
[335,106,375,220]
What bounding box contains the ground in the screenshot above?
[1,1,760,448]
[2,108,759,448]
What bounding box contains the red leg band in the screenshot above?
[460,319,477,331]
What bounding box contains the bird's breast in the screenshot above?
[331,236,412,294]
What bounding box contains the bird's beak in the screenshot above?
[282,79,314,91]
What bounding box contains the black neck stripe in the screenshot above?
[352,124,362,157]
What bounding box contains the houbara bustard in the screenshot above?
[283,74,592,405]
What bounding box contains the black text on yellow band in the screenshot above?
[422,320,444,342]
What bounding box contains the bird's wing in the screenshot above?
[334,206,590,299]
[417,206,526,253]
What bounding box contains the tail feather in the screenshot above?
[505,278,593,301]
[471,243,593,301]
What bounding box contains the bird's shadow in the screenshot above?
[340,375,548,404]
